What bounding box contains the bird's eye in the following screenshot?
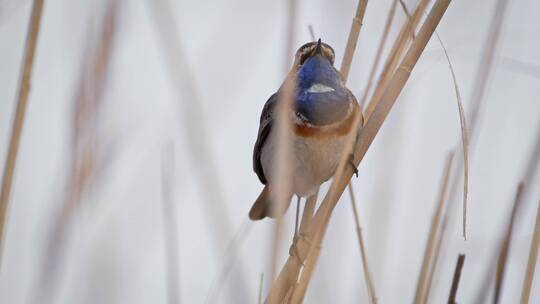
[299,47,315,65]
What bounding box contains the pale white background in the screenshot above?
[0,0,539,303]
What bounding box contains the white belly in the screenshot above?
[260,128,346,197]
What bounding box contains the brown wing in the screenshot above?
[253,93,278,184]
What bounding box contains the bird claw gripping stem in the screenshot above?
[289,232,315,266]
[349,154,359,177]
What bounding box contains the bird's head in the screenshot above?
[293,38,336,67]
[291,39,350,125]
[292,39,343,94]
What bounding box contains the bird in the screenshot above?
[249,39,363,220]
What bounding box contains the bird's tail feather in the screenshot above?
[249,186,292,220]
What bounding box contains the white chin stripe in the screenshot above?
[307,83,335,93]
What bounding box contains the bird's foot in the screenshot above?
[349,154,358,177]
[289,232,314,266]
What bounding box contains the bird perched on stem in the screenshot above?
[250,39,362,220]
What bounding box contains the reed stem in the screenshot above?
[0,0,45,263]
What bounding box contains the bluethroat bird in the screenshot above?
[249,39,363,220]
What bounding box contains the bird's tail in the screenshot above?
[249,186,292,220]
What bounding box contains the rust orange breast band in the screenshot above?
[293,103,360,139]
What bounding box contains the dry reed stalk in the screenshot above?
[339,0,369,81]
[500,57,540,79]
[285,1,452,301]
[390,6,470,299]
[414,152,454,304]
[465,0,509,144]
[268,0,298,290]
[313,0,452,261]
[336,0,378,299]
[0,0,45,262]
[206,220,253,303]
[161,144,180,304]
[473,124,540,303]
[423,187,452,304]
[520,200,540,304]
[433,0,510,297]
[284,0,298,73]
[147,1,249,302]
[258,273,264,304]
[267,73,296,304]
[335,0,381,300]
[358,0,399,108]
[437,33,469,240]
[265,193,317,303]
[363,0,430,118]
[515,125,540,304]
[398,0,413,30]
[453,0,510,242]
[32,3,117,303]
[307,25,316,41]
[447,254,465,304]
[493,183,524,304]
[348,182,377,304]
[269,215,285,290]
[148,0,234,246]
[399,0,470,241]
[520,123,540,201]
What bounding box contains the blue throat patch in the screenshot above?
[295,55,350,126]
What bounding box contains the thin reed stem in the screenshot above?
[308,25,316,41]
[283,0,298,73]
[33,3,118,303]
[399,0,470,241]
[435,0,510,297]
[358,0,399,108]
[473,124,539,303]
[147,1,249,302]
[258,273,264,304]
[493,184,524,304]
[448,254,466,304]
[161,144,181,304]
[269,48,296,304]
[348,183,377,304]
[438,34,469,240]
[206,221,253,303]
[265,193,317,303]
[337,1,377,300]
[0,0,45,263]
[520,200,540,304]
[340,0,369,81]
[457,0,510,240]
[268,0,298,294]
[414,152,454,304]
[423,190,452,304]
[364,0,430,118]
